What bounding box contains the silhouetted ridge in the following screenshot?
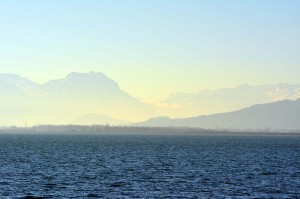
[134,99,300,131]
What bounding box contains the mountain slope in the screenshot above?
[135,99,300,131]
[40,72,120,97]
[0,74,39,95]
[35,72,156,123]
[160,84,300,117]
[1,72,299,127]
[0,72,157,125]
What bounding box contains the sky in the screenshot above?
[1,0,299,100]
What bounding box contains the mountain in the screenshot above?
[159,84,300,117]
[0,73,39,95]
[0,74,41,125]
[0,72,156,125]
[70,113,128,126]
[40,72,120,97]
[1,72,299,127]
[134,99,300,131]
[35,72,156,123]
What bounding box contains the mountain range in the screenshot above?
[0,72,156,125]
[134,99,300,131]
[159,84,300,117]
[0,72,299,128]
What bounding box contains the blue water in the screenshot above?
[0,133,299,198]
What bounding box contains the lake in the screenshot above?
[0,133,299,198]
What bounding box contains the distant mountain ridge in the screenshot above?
[134,99,300,131]
[0,72,299,127]
[0,73,39,95]
[160,83,300,118]
[40,72,120,97]
[0,72,156,125]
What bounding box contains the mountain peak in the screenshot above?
[67,71,102,77]
[70,113,128,125]
[0,73,39,93]
[0,73,34,82]
[51,71,121,90]
[66,71,114,81]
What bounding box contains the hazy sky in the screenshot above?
[1,0,299,100]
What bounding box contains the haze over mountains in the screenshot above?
[0,72,156,126]
[135,99,300,131]
[0,72,299,128]
[70,114,128,126]
[159,84,300,117]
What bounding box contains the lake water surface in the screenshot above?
[0,133,299,198]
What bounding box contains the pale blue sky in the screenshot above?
[1,0,299,100]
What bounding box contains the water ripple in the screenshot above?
[0,133,299,198]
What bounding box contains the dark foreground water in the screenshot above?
[0,133,300,198]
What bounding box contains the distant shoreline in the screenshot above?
[1,125,299,135]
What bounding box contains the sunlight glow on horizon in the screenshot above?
[1,0,300,101]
